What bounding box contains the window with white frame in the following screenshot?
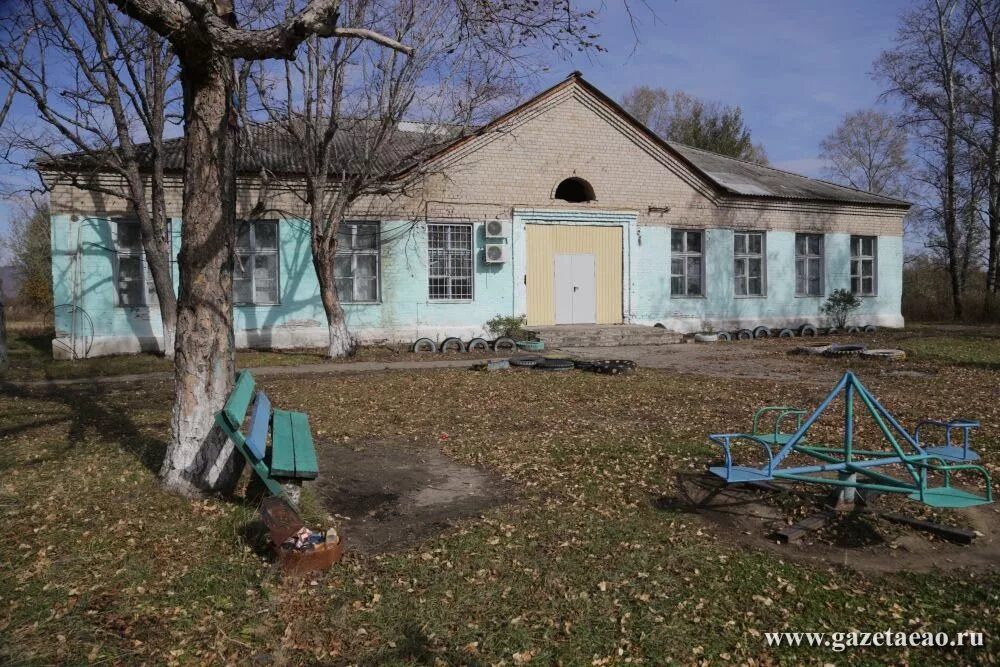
[234,220,279,305]
[115,219,166,307]
[670,229,704,297]
[795,233,824,296]
[428,223,473,300]
[850,235,877,296]
[734,231,765,297]
[334,222,380,302]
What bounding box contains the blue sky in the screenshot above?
[0,0,910,257]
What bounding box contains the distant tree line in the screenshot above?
[821,0,1000,321]
[620,85,769,165]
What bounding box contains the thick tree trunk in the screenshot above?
[160,50,241,496]
[0,298,7,373]
[313,246,354,358]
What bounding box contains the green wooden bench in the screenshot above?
[215,370,319,502]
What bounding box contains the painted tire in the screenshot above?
[797,343,832,355]
[752,326,771,339]
[588,359,637,375]
[467,337,490,353]
[861,348,906,361]
[863,325,877,333]
[777,328,795,338]
[826,327,840,336]
[535,358,575,371]
[824,344,867,356]
[516,340,545,352]
[799,323,818,337]
[492,336,517,353]
[412,337,438,353]
[846,326,862,334]
[736,329,753,341]
[509,355,542,367]
[440,337,466,353]
[716,331,733,341]
[694,332,719,343]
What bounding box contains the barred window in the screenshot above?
[115,219,165,308]
[670,229,704,297]
[795,233,824,296]
[734,231,765,297]
[850,235,877,296]
[235,220,279,305]
[334,222,380,303]
[428,224,473,300]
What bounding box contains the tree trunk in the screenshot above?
[0,298,7,373]
[313,245,354,358]
[160,49,241,496]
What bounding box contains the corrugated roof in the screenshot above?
[39,121,460,176]
[666,142,909,208]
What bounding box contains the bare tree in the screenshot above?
[819,110,911,196]
[0,0,179,358]
[621,85,769,164]
[876,0,973,319]
[957,0,1000,313]
[250,0,598,357]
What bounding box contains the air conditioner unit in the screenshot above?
[485,219,511,239]
[484,243,509,263]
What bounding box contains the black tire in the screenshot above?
[826,327,840,336]
[412,337,437,353]
[574,359,596,370]
[799,323,818,337]
[824,344,867,356]
[509,355,542,367]
[535,358,575,371]
[492,336,517,353]
[717,331,732,341]
[863,325,877,334]
[736,329,753,341]
[753,326,771,339]
[653,322,666,328]
[588,359,637,375]
[778,328,795,338]
[439,337,466,353]
[846,326,862,334]
[467,337,490,353]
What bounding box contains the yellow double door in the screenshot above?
[525,224,623,326]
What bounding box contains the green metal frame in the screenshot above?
[707,371,994,508]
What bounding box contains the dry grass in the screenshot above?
[2,337,1000,664]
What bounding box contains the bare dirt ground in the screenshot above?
[313,440,513,554]
[656,472,1000,574]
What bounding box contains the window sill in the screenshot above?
[794,294,824,299]
[428,299,474,304]
[342,301,382,306]
[670,295,706,299]
[117,305,159,310]
[734,295,768,299]
[235,303,282,308]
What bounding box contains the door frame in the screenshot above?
[513,209,636,326]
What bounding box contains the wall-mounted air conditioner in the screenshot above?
[485,220,511,239]
[484,243,509,263]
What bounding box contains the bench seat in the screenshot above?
[215,370,319,499]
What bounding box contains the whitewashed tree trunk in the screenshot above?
[314,245,354,359]
[159,49,241,496]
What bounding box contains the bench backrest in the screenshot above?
[221,369,256,432]
[214,370,284,497]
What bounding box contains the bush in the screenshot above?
[821,289,862,329]
[485,314,529,341]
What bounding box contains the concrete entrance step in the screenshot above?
[526,324,683,348]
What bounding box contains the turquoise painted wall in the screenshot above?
[51,212,903,351]
[632,228,903,328]
[51,215,519,344]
